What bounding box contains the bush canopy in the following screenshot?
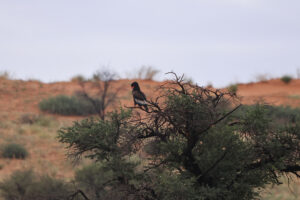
[58,73,300,200]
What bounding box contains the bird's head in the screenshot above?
[131,82,140,90]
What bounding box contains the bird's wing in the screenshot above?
[140,91,146,100]
[132,90,147,105]
[132,90,146,101]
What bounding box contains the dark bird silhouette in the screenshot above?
[131,82,148,112]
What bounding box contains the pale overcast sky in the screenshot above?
[0,0,299,87]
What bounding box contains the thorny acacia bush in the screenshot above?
[58,72,300,200]
[76,69,122,120]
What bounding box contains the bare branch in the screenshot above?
[69,189,90,200]
[75,69,124,120]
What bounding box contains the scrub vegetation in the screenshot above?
[1,72,300,199]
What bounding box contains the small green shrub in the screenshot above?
[0,170,35,199]
[19,114,56,127]
[227,84,238,95]
[75,164,109,199]
[26,175,72,200]
[39,95,101,116]
[34,115,54,127]
[75,162,139,200]
[0,170,72,200]
[2,143,28,159]
[281,75,293,84]
[19,113,37,124]
[70,75,86,82]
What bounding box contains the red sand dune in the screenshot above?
[1,78,300,120]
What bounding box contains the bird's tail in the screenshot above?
[143,104,148,112]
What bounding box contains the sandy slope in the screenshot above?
[238,79,300,106]
[1,78,300,119]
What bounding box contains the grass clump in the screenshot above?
[2,143,28,159]
[0,71,12,80]
[70,74,87,82]
[233,104,300,127]
[127,66,160,80]
[288,94,300,99]
[136,66,160,80]
[19,113,37,124]
[0,170,72,200]
[281,75,293,84]
[255,73,270,83]
[39,95,101,116]
[19,114,57,127]
[227,84,238,95]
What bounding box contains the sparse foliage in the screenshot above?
[41,69,122,119]
[76,69,123,120]
[128,66,160,80]
[255,73,270,82]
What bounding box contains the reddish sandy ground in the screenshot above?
[0,78,163,121]
[238,79,300,106]
[1,78,300,120]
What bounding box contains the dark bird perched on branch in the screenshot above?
[131,82,148,112]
